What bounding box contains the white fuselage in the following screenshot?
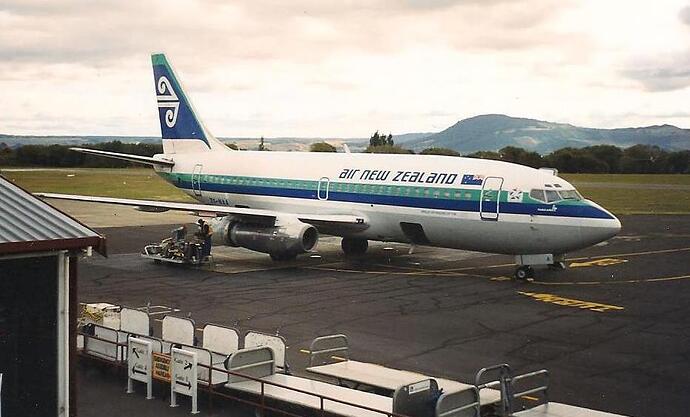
[155,150,621,255]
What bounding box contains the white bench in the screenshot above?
[306,334,501,406]
[81,324,127,362]
[225,347,479,417]
[244,331,289,372]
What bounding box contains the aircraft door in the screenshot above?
[192,164,203,197]
[480,176,503,221]
[317,177,330,200]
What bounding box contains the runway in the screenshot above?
[75,212,690,417]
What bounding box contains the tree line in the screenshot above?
[2,138,689,174]
[0,141,163,168]
[464,144,690,174]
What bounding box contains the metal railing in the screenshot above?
[77,328,414,417]
[475,363,512,417]
[511,369,549,404]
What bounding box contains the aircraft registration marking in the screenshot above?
[518,291,624,312]
[569,258,628,268]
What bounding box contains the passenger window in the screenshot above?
[530,189,545,202]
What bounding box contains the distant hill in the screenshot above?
[3,115,689,154]
[407,114,690,154]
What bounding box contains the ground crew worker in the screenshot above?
[196,219,213,259]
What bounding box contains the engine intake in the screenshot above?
[210,216,318,259]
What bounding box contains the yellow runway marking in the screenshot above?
[490,276,512,281]
[518,291,624,312]
[569,258,628,268]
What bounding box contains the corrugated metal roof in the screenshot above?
[0,175,106,256]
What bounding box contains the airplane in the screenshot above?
[38,53,621,280]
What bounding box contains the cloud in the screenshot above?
[621,55,690,92]
[679,5,690,25]
[1,0,690,135]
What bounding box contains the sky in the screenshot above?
[2,0,690,137]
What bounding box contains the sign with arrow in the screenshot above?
[128,338,151,383]
[127,338,153,399]
[170,348,199,414]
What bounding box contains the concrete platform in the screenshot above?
[76,214,690,417]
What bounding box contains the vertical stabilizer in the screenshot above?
[151,53,228,153]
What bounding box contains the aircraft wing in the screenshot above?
[36,193,368,227]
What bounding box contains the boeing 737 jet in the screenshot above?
[39,53,621,279]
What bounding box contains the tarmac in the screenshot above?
[71,206,690,417]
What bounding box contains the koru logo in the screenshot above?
[156,76,179,128]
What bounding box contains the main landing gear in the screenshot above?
[341,238,368,256]
[513,254,566,280]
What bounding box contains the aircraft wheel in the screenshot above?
[514,266,534,280]
[341,238,368,255]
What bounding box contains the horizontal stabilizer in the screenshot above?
[69,147,175,167]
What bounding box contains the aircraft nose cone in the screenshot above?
[582,201,621,245]
[607,215,622,239]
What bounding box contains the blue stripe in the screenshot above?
[178,180,614,220]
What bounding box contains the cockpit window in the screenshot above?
[529,189,545,202]
[544,190,560,203]
[530,188,581,203]
[558,190,582,200]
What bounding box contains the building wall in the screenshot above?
[0,255,59,416]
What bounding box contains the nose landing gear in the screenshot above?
[513,254,566,280]
[514,265,534,280]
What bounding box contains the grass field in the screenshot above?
[561,173,690,185]
[2,168,689,215]
[1,168,194,202]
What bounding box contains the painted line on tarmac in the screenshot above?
[305,265,498,279]
[436,246,690,273]
[569,258,628,268]
[305,266,468,277]
[518,291,624,312]
[533,274,690,286]
[307,247,690,282]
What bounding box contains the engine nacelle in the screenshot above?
[210,216,318,259]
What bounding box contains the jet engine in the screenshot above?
[210,216,318,260]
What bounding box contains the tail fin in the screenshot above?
[151,53,228,153]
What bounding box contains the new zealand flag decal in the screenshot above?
[461,174,484,186]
